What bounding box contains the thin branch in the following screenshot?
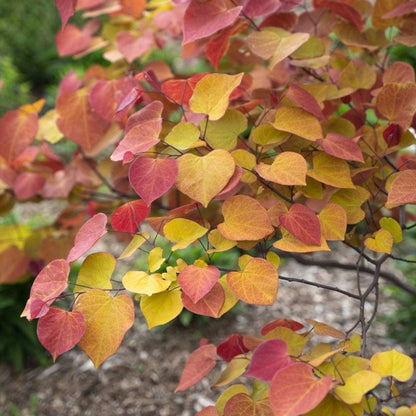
[279,275,360,300]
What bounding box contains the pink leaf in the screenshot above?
[37,307,86,361]
[243,0,282,18]
[183,0,242,45]
[175,344,217,392]
[111,101,163,162]
[111,200,151,233]
[66,213,108,263]
[13,172,46,200]
[56,25,91,57]
[21,259,70,321]
[116,30,155,63]
[129,157,178,206]
[286,83,324,119]
[246,339,292,382]
[55,0,77,28]
[317,133,364,162]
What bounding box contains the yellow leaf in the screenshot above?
[308,346,346,368]
[318,203,347,241]
[308,153,355,188]
[334,356,371,382]
[363,396,378,414]
[247,28,281,59]
[118,234,149,259]
[164,122,200,150]
[140,289,183,329]
[395,406,416,416]
[339,334,361,353]
[148,247,165,272]
[36,109,63,144]
[164,218,208,251]
[274,107,322,141]
[231,149,257,183]
[266,251,280,268]
[218,195,274,241]
[202,109,247,151]
[76,253,115,291]
[211,355,250,389]
[256,152,307,186]
[364,229,394,254]
[305,394,363,416]
[74,289,134,368]
[0,224,31,252]
[190,73,244,120]
[264,327,310,356]
[330,187,370,224]
[338,61,376,91]
[270,32,310,67]
[217,275,239,318]
[273,229,330,253]
[380,217,403,244]
[207,230,237,254]
[216,384,250,416]
[334,371,381,404]
[251,124,289,147]
[176,149,235,207]
[122,271,171,296]
[371,349,414,382]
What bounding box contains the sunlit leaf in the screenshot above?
[218,195,274,241]
[227,258,278,306]
[76,252,115,291]
[176,150,235,207]
[370,350,414,382]
[164,218,208,251]
[122,271,170,296]
[140,289,183,329]
[190,73,244,120]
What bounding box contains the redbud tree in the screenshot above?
[1,0,416,414]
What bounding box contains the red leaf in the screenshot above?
[13,172,46,200]
[21,259,70,321]
[217,334,249,362]
[383,124,402,148]
[0,110,38,165]
[246,339,292,382]
[55,0,77,28]
[270,363,333,416]
[37,307,86,361]
[183,0,242,45]
[317,133,364,162]
[261,319,305,336]
[58,71,82,98]
[243,0,282,18]
[279,204,321,245]
[175,344,217,392]
[181,283,225,318]
[129,157,178,206]
[66,213,108,263]
[89,77,137,122]
[116,87,143,115]
[286,83,324,119]
[111,200,151,233]
[111,101,163,162]
[178,265,220,304]
[161,73,207,107]
[56,25,91,57]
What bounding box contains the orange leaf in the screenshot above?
[274,107,322,141]
[74,289,134,368]
[376,83,416,129]
[273,230,330,253]
[306,319,345,339]
[175,344,217,392]
[386,169,416,207]
[0,109,38,165]
[56,89,110,154]
[269,363,333,416]
[176,149,235,207]
[0,246,30,284]
[37,307,85,361]
[182,282,225,318]
[179,265,220,303]
[280,204,321,245]
[227,258,278,306]
[223,393,273,416]
[218,195,274,241]
[256,152,307,186]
